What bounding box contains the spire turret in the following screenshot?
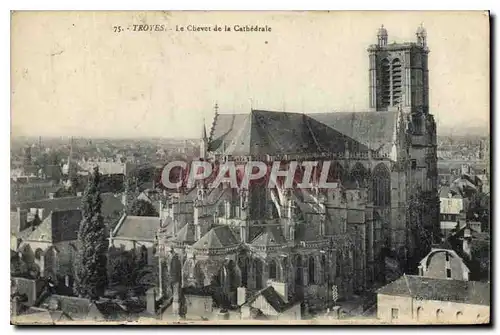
[416,23,427,47]
[200,118,208,160]
[377,24,388,47]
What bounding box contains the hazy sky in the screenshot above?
[11,11,489,138]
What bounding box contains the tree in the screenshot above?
[108,250,134,298]
[74,167,108,300]
[130,199,159,217]
[467,192,490,232]
[107,248,157,298]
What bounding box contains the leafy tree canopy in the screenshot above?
[130,199,159,217]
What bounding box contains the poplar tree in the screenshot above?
[74,167,108,300]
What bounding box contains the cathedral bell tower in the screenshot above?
[368,24,429,116]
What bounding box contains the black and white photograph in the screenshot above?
[9,11,491,325]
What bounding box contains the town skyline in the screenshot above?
[11,11,489,138]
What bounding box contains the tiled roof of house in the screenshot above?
[439,185,463,199]
[192,225,239,250]
[244,286,294,313]
[24,210,82,243]
[13,193,124,220]
[38,295,133,321]
[113,215,161,241]
[377,275,490,306]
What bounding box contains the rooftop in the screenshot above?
[208,110,389,157]
[113,215,161,241]
[377,275,490,306]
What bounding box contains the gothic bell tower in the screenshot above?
[368,24,429,115]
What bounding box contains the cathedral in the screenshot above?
[155,25,438,316]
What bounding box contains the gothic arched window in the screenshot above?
[170,254,182,283]
[321,254,327,283]
[269,259,277,280]
[331,162,346,184]
[372,163,391,207]
[238,255,249,288]
[226,260,240,290]
[34,248,43,260]
[140,245,148,264]
[308,256,316,284]
[336,252,342,278]
[348,163,367,188]
[295,255,303,285]
[392,58,402,105]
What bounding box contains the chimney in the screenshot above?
[270,281,288,303]
[237,286,247,306]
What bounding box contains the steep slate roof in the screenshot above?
[308,111,398,154]
[172,223,197,245]
[192,225,239,250]
[250,226,287,248]
[377,275,490,306]
[114,215,161,241]
[208,113,249,152]
[180,187,229,205]
[208,110,372,156]
[439,185,463,199]
[38,295,133,321]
